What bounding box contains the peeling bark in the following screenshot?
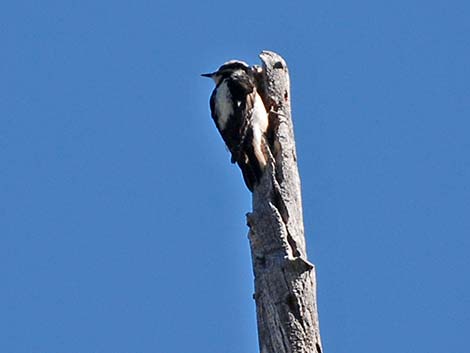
[248,51,322,353]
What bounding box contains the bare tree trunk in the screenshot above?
[247,51,323,353]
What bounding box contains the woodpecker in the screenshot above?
[202,60,269,192]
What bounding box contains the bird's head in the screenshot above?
[201,60,250,85]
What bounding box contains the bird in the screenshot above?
[202,60,270,192]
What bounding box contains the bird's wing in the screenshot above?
[226,75,256,164]
[209,87,243,163]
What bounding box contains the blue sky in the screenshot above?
[1,1,469,352]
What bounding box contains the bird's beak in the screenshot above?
[201,72,214,78]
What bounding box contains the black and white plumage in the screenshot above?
[202,60,269,191]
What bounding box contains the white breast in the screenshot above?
[252,93,269,134]
[251,92,269,168]
[215,81,233,130]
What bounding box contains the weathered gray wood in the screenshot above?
[247,51,323,353]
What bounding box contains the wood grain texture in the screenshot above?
[247,51,323,353]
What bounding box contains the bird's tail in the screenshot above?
[237,130,268,192]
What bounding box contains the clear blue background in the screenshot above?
[1,1,469,352]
